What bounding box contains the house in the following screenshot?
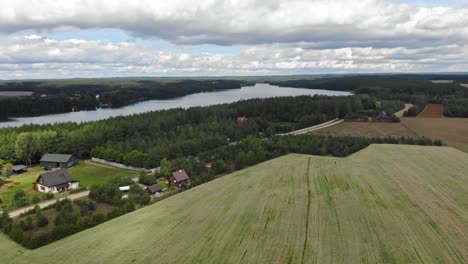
[12,165,27,174]
[145,184,163,196]
[169,170,190,187]
[34,169,79,193]
[40,154,77,169]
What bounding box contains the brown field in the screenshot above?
[419,104,444,118]
[402,117,468,153]
[312,121,418,138]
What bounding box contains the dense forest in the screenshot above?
[1,94,402,165]
[0,79,250,120]
[268,76,468,117]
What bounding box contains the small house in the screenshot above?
[12,165,27,174]
[40,154,77,169]
[145,184,163,196]
[169,170,190,187]
[34,169,79,193]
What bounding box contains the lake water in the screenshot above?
[0,83,351,128]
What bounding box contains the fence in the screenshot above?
[91,157,144,172]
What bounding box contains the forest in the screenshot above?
[0,95,388,165]
[0,79,250,120]
[268,76,468,117]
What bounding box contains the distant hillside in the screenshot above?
[1,144,467,263]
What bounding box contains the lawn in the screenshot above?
[1,144,467,263]
[68,161,138,187]
[0,162,137,210]
[0,166,48,210]
[402,117,468,153]
[312,121,417,138]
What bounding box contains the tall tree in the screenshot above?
[15,132,36,167]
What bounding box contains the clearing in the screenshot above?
[312,121,417,138]
[0,162,137,210]
[402,117,468,153]
[418,104,444,118]
[1,144,467,263]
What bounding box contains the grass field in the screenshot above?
[1,144,466,263]
[0,162,137,210]
[402,117,468,153]
[312,121,417,138]
[418,104,444,118]
[68,161,138,187]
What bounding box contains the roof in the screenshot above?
[37,169,77,187]
[171,170,189,182]
[40,153,74,163]
[12,165,27,172]
[145,184,163,193]
[119,186,130,191]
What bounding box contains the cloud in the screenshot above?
[0,35,465,78]
[0,0,467,48]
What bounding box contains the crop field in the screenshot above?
[402,117,468,153]
[0,144,467,263]
[312,121,417,138]
[418,104,444,118]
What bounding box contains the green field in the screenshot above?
[0,162,137,210]
[1,144,467,263]
[68,161,138,187]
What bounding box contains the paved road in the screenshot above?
[8,190,90,218]
[279,118,344,135]
[394,103,414,118]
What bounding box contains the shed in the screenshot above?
[40,154,77,169]
[145,184,163,196]
[12,165,27,174]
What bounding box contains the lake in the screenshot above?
[0,83,351,128]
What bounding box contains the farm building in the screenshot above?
[12,165,27,174]
[40,153,77,169]
[169,170,190,187]
[34,169,79,193]
[145,184,163,196]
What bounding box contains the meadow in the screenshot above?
[0,144,466,263]
[312,121,417,138]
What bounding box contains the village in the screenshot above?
[0,152,192,247]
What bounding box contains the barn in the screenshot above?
[40,154,77,169]
[35,169,79,193]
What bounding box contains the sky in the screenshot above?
[0,0,467,79]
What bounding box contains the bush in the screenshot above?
[36,211,49,227]
[138,174,157,186]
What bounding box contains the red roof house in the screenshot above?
[169,170,190,187]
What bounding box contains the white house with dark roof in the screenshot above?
[35,169,79,193]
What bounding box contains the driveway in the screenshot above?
[8,190,90,218]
